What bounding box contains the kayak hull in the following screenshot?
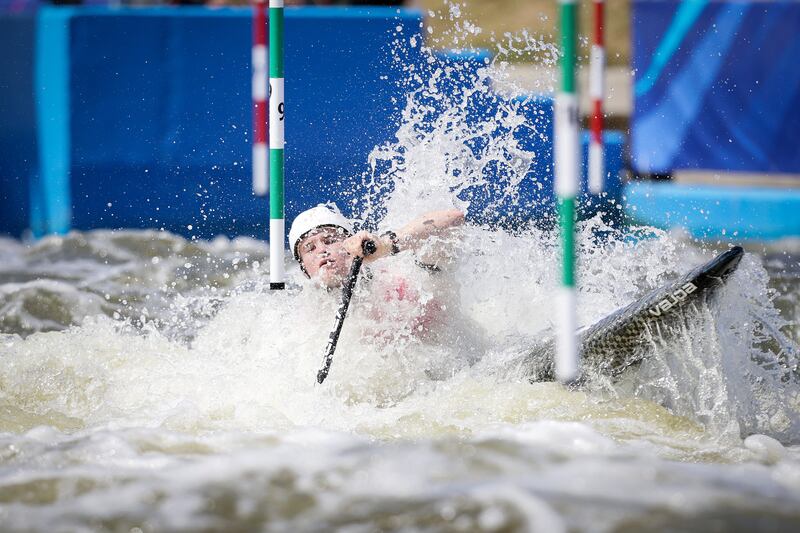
[510,247,744,381]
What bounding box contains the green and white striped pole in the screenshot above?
[269,0,285,290]
[554,0,580,382]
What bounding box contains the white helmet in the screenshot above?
[289,203,353,261]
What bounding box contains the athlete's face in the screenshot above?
[298,227,353,288]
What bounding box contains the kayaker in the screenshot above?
[289,203,466,289]
[288,203,475,352]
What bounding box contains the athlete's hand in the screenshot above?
[342,231,392,262]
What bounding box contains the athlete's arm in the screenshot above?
[396,209,465,251]
[342,209,465,262]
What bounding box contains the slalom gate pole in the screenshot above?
[588,0,605,194]
[554,0,580,383]
[269,0,285,290]
[252,0,268,196]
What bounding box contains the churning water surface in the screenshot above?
[0,227,799,532]
[2,5,800,532]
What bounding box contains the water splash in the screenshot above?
[0,5,796,445]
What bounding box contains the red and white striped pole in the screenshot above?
[252,0,268,196]
[588,0,605,194]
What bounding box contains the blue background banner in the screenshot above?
[632,0,800,175]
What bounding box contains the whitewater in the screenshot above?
[1,5,800,532]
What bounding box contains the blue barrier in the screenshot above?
[0,14,35,237]
[0,6,625,239]
[65,6,423,239]
[625,181,800,241]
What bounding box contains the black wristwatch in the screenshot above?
[382,230,400,255]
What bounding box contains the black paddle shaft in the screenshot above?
[316,239,377,384]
